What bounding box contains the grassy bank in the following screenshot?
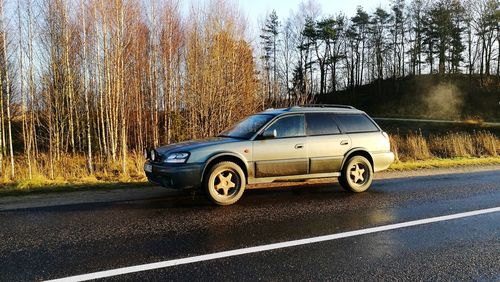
[390,130,498,161]
[1,151,147,186]
[317,74,500,122]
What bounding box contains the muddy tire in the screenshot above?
[339,156,373,193]
[204,161,246,205]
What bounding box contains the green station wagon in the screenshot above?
[144,105,394,205]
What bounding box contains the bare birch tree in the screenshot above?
[0,0,15,178]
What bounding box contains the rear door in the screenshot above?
[335,113,385,152]
[306,113,351,173]
[252,114,308,178]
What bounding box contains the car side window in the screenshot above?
[306,113,341,136]
[264,115,305,138]
[336,114,379,133]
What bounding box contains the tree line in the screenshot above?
[0,0,498,181]
[0,0,258,180]
[259,0,499,101]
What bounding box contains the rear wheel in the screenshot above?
[204,161,246,205]
[339,155,373,193]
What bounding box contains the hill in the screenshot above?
[316,75,500,122]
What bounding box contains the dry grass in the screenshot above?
[391,130,498,162]
[390,130,432,161]
[1,151,147,189]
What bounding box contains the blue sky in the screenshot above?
[240,0,390,21]
[181,0,391,38]
[237,0,391,38]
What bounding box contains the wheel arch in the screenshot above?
[201,152,249,183]
[341,148,374,172]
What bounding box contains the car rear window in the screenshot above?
[336,114,379,133]
[306,113,341,136]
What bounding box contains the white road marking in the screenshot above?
[46,207,500,282]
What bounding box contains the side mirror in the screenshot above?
[262,129,277,139]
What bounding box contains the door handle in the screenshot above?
[340,140,349,146]
[295,144,304,149]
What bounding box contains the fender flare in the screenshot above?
[201,152,250,181]
[341,148,374,172]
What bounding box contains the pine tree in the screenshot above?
[260,10,280,103]
[351,7,370,86]
[370,8,391,81]
[424,0,465,75]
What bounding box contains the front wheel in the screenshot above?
[339,156,373,193]
[204,161,246,205]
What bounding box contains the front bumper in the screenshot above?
[144,161,203,190]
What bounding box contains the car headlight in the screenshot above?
[165,152,190,164]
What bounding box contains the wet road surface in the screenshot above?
[0,170,499,281]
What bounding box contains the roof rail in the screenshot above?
[301,104,356,109]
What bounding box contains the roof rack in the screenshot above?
[301,104,356,109]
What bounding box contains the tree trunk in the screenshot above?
[1,0,15,179]
[81,0,93,174]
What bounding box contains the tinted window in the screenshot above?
[264,115,305,138]
[306,113,341,135]
[336,114,379,133]
[220,114,274,139]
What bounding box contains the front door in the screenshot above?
[252,114,308,178]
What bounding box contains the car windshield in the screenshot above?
[219,114,274,139]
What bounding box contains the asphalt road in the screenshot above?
[0,169,499,281]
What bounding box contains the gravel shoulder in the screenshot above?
[0,165,498,211]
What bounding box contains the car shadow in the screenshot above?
[11,178,393,213]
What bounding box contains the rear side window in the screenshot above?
[306,113,341,136]
[336,114,379,133]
